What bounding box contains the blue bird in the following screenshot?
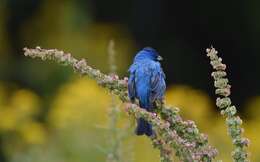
[128,47,166,136]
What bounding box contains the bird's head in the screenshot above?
[134,47,163,62]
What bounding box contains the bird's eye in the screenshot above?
[157,55,163,61]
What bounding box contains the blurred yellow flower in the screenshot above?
[48,77,112,129]
[0,89,40,131]
[165,85,215,128]
[0,85,47,145]
[0,107,19,131]
[207,119,233,161]
[243,96,260,161]
[10,89,40,117]
[244,123,260,161]
[18,122,47,145]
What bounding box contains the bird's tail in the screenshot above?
[135,118,153,136]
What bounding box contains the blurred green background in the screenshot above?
[0,0,260,161]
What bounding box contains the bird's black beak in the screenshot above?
[157,55,163,61]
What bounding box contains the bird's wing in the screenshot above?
[128,64,136,102]
[150,62,166,102]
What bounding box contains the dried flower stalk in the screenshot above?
[206,47,250,162]
[106,40,133,162]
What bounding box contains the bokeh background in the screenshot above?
[0,0,260,161]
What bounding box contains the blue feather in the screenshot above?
[128,47,166,136]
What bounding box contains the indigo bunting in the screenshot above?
[128,47,166,136]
